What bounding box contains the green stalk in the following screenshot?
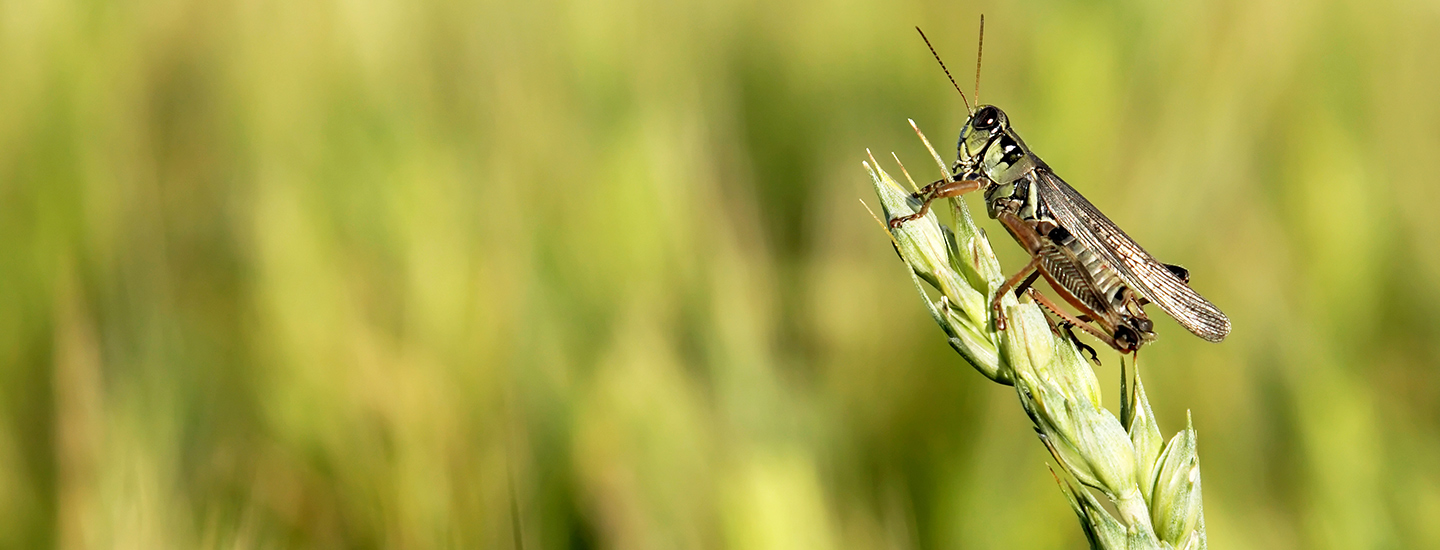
[865,122,1207,550]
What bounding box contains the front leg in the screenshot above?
[887,178,983,228]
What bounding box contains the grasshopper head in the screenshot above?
[957,105,1034,183]
[956,105,1008,170]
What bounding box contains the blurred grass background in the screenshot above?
[2,0,1439,547]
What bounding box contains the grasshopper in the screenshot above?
[890,21,1229,354]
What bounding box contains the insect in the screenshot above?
[889,19,1229,354]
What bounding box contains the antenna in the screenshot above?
[916,27,972,114]
[974,15,985,107]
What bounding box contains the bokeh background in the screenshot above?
[2,0,1438,547]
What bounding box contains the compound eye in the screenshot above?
[972,106,999,130]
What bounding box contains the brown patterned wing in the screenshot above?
[1032,168,1230,342]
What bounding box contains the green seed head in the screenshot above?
[866,123,1208,550]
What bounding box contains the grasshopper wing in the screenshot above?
[1032,168,1231,342]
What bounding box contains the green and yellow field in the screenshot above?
[1,0,1437,547]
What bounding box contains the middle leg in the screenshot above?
[990,255,1041,330]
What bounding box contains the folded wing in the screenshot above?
[1032,169,1230,342]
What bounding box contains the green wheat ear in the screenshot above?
[865,122,1207,550]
